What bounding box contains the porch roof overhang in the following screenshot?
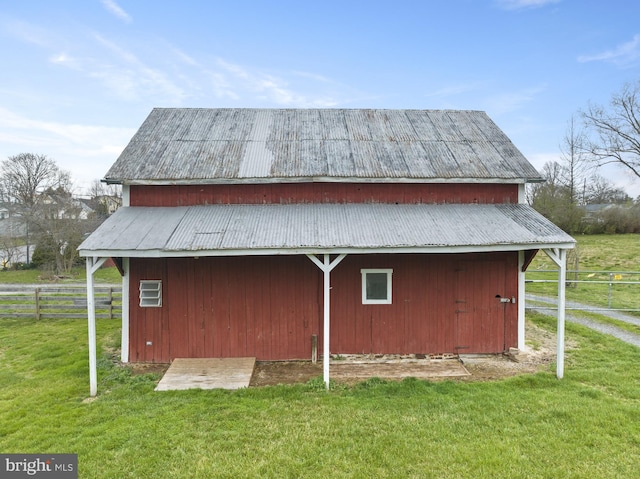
[78,203,575,258]
[83,202,576,396]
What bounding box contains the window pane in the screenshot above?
[139,280,162,307]
[366,273,388,300]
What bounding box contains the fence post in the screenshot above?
[108,287,113,319]
[35,287,41,320]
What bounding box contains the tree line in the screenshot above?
[0,153,120,275]
[528,80,640,234]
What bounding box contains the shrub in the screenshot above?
[31,234,58,269]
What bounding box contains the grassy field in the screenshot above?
[0,265,121,284]
[0,234,639,478]
[0,313,639,478]
[527,234,640,311]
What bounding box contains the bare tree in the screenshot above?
[0,153,71,266]
[583,174,630,204]
[31,189,86,273]
[1,154,64,207]
[582,81,640,180]
[0,234,22,269]
[559,116,591,205]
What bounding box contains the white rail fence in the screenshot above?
[526,270,640,313]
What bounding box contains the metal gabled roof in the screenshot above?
[104,108,543,185]
[78,203,574,258]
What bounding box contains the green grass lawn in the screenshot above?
[527,234,640,311]
[1,235,639,477]
[0,312,639,478]
[0,265,121,284]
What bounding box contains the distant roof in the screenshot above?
[78,203,574,258]
[104,108,543,185]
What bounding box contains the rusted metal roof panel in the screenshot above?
[104,109,542,184]
[79,203,574,256]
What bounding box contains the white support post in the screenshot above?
[322,256,331,387]
[518,185,528,351]
[87,258,97,397]
[543,248,567,379]
[121,258,130,363]
[556,249,567,379]
[518,251,526,350]
[86,256,108,397]
[306,253,347,389]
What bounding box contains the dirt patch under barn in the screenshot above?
[249,320,560,386]
[130,320,562,387]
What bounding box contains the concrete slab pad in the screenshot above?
[155,357,256,391]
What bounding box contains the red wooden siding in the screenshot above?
[128,252,518,362]
[129,256,321,362]
[129,183,518,206]
[128,258,169,362]
[455,259,509,353]
[328,253,517,355]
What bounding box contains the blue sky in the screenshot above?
[1,0,639,196]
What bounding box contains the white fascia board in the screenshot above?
[118,177,533,186]
[79,242,575,259]
[122,184,130,207]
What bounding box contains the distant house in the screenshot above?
[38,191,94,220]
[0,203,10,221]
[79,108,575,395]
[583,203,615,222]
[90,194,122,217]
[0,203,23,229]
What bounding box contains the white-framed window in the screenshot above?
[361,269,393,304]
[139,280,162,307]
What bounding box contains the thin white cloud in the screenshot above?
[3,19,58,47]
[291,71,334,84]
[0,106,135,188]
[215,58,339,107]
[9,19,184,103]
[49,52,83,70]
[578,34,640,66]
[425,83,546,115]
[0,106,133,149]
[171,47,199,67]
[424,83,483,99]
[527,152,560,171]
[484,85,546,115]
[93,33,138,64]
[84,33,187,102]
[167,51,344,106]
[496,0,560,10]
[100,0,132,23]
[5,13,350,108]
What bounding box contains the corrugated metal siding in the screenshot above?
[105,108,542,183]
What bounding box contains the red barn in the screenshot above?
[80,108,575,394]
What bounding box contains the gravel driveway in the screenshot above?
[526,294,640,348]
